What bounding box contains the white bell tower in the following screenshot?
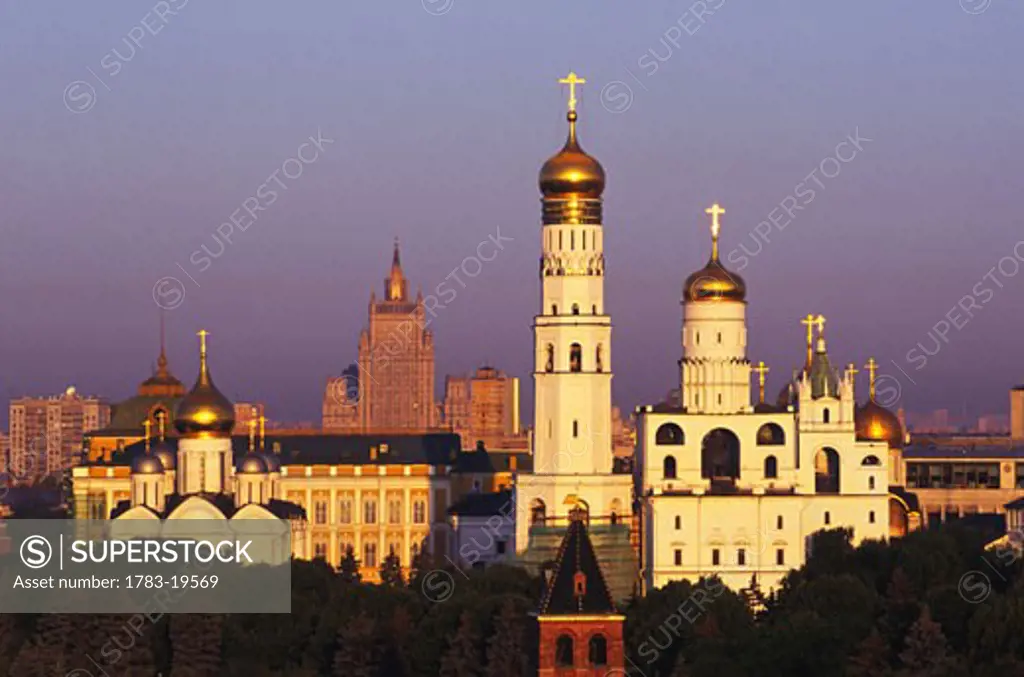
[515,72,632,554]
[681,204,752,413]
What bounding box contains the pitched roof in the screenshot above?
[91,432,462,468]
[538,513,617,615]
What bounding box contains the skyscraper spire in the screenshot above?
[385,237,407,301]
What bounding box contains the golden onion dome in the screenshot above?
[174,331,235,438]
[855,400,904,448]
[539,111,605,199]
[684,203,746,303]
[684,259,747,303]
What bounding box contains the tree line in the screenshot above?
[1,525,1022,676]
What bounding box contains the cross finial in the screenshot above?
[197,329,209,355]
[259,415,266,451]
[865,357,878,400]
[800,314,817,370]
[813,314,826,335]
[704,203,725,260]
[753,361,770,404]
[558,71,586,113]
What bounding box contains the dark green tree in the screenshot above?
[899,606,954,677]
[439,611,484,677]
[169,614,223,677]
[339,546,362,584]
[9,613,76,677]
[847,628,893,677]
[486,600,527,677]
[380,550,405,587]
[333,613,377,677]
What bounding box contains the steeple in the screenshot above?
[385,238,408,301]
[138,310,186,397]
[808,327,839,399]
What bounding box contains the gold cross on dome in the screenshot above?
[753,361,770,403]
[813,314,826,335]
[865,357,878,399]
[847,362,859,378]
[197,329,209,355]
[559,71,586,113]
[705,203,725,240]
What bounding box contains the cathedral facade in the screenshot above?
[637,205,901,592]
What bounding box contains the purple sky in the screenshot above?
[2,2,1023,427]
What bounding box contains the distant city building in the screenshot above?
[322,241,436,432]
[9,386,110,480]
[233,402,266,436]
[0,432,10,472]
[443,366,521,450]
[610,406,635,460]
[322,364,360,430]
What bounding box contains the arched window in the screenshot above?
[573,420,579,438]
[592,304,597,314]
[555,635,574,667]
[572,303,580,315]
[823,407,831,423]
[570,343,582,372]
[815,448,841,494]
[764,455,778,479]
[655,423,684,445]
[609,499,622,525]
[589,635,608,666]
[701,429,741,482]
[530,499,546,526]
[545,344,554,373]
[869,476,876,490]
[674,515,682,529]
[551,304,558,315]
[663,455,677,479]
[861,455,881,466]
[756,423,785,446]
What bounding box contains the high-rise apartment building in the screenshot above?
[443,366,521,450]
[9,387,110,480]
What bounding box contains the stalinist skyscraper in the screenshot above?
[355,240,436,431]
[515,73,634,599]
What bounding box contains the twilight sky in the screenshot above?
[2,1,1023,427]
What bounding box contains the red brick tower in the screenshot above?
[536,508,625,676]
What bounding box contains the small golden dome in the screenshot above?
[539,112,605,199]
[174,331,235,438]
[856,400,904,448]
[684,259,747,303]
[684,203,746,303]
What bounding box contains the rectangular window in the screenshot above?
[364,500,377,524]
[824,511,831,525]
[388,499,402,524]
[737,548,746,566]
[776,548,785,566]
[314,543,327,559]
[314,501,327,525]
[776,515,783,530]
[413,500,426,524]
[674,549,682,566]
[711,549,720,566]
[338,499,352,524]
[496,540,507,555]
[869,510,876,524]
